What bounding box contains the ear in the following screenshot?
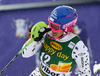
[12,19,16,23]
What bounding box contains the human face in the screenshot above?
[52,30,63,38]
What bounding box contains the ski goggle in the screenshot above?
[48,17,77,32]
[48,19,62,32]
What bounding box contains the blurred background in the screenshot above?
[0,0,100,76]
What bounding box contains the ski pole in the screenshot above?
[0,24,34,75]
[0,21,48,75]
[0,46,27,75]
[0,36,34,75]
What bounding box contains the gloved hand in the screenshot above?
[30,21,51,42]
[34,27,51,41]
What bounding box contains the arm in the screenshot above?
[22,38,43,58]
[72,41,91,76]
[21,21,46,58]
[22,21,51,58]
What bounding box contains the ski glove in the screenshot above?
[33,27,51,41]
[30,21,51,42]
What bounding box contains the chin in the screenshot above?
[52,35,58,38]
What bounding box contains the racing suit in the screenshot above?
[22,33,91,76]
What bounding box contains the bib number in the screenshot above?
[40,52,51,64]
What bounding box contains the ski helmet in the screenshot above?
[48,5,78,33]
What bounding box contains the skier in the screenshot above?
[22,5,91,76]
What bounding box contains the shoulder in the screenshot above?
[74,41,88,52]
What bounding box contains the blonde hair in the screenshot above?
[72,28,78,36]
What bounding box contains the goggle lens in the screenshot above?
[48,20,61,32]
[50,23,59,30]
